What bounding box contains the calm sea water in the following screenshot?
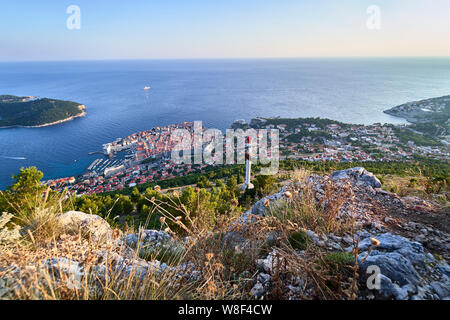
[1,58,450,188]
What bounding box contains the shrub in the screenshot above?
[408,178,418,187]
[138,242,186,265]
[390,185,399,194]
[288,230,309,250]
[322,252,354,271]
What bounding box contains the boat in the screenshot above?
[144,86,151,90]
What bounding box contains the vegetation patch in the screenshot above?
[0,95,85,127]
[288,230,309,250]
[322,252,354,271]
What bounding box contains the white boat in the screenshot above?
[144,86,151,90]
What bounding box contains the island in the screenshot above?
[0,95,86,128]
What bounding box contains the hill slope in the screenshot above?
[1,167,449,300]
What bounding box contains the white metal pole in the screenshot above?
[241,137,254,190]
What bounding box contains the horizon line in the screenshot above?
[1,55,450,63]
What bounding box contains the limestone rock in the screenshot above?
[356,233,449,300]
[43,257,84,290]
[58,211,114,243]
[250,185,290,216]
[125,229,172,249]
[331,167,382,188]
[250,282,265,299]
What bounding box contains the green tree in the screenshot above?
[0,167,46,215]
[196,176,211,189]
[110,195,133,216]
[130,187,142,204]
[226,176,238,195]
[254,175,277,197]
[9,167,45,196]
[75,196,100,216]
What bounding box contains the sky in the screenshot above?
[0,0,449,61]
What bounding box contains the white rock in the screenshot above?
[58,211,114,243]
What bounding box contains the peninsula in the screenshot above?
[384,95,450,124]
[0,95,86,128]
[383,95,449,144]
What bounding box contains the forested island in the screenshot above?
[0,95,86,128]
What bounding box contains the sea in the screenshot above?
[1,58,450,189]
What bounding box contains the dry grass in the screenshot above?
[0,171,371,300]
[0,188,192,300]
[382,174,448,196]
[0,236,192,300]
[381,175,428,197]
[0,187,266,300]
[145,194,273,299]
[290,168,311,184]
[266,246,355,299]
[380,174,449,210]
[253,176,371,300]
[1,188,68,245]
[266,178,354,236]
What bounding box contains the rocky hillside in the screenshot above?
[0,168,449,300]
[247,167,449,299]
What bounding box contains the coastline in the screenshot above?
[0,105,86,129]
[383,95,450,124]
[383,110,414,124]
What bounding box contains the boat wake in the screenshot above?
[0,156,26,160]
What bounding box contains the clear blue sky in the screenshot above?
[1,0,449,61]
